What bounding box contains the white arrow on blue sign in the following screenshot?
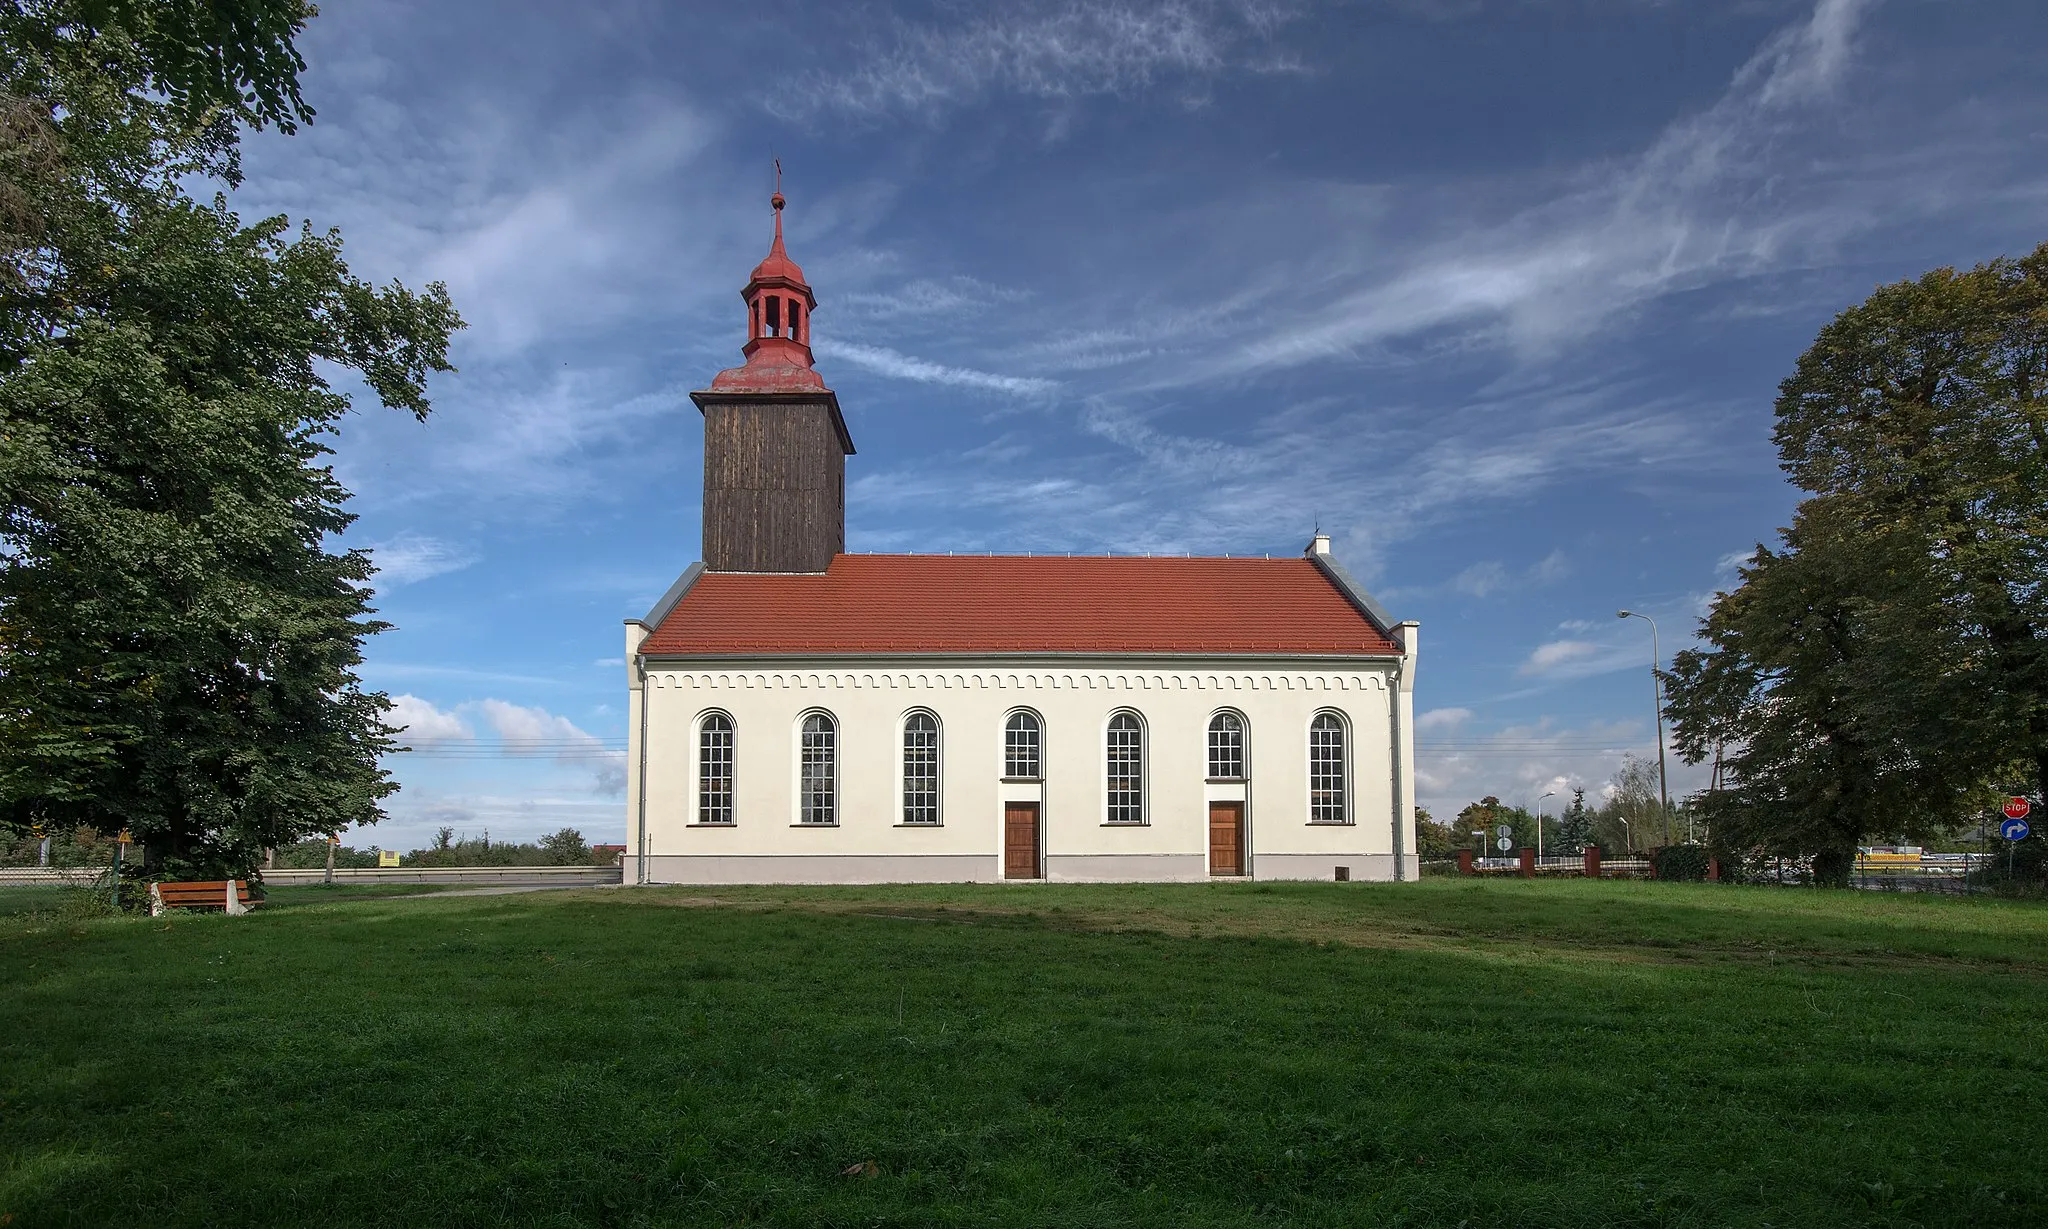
[2001,818,2031,841]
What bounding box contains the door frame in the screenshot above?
[1204,780,1251,878]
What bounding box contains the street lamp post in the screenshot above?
[1537,791,1556,861]
[1618,610,1676,842]
[1618,816,1631,855]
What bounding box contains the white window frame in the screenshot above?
[899,708,942,826]
[1206,709,1248,781]
[695,709,736,826]
[795,709,838,826]
[1003,708,1044,781]
[1308,709,1352,825]
[1103,709,1147,825]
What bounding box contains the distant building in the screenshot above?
[623,192,1418,884]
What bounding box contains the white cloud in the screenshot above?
[474,699,626,794]
[386,694,472,744]
[1716,548,1760,578]
[367,532,476,585]
[1453,561,1508,597]
[839,276,1029,320]
[1532,549,1570,585]
[1413,717,1704,820]
[816,339,1059,397]
[1416,707,1472,733]
[1520,640,1606,677]
[1101,0,1894,386]
[797,0,1296,117]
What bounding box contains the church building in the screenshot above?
[623,191,1420,884]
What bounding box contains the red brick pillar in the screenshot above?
[1518,847,1535,879]
[1583,846,1601,878]
[1708,857,1721,881]
[1457,849,1474,875]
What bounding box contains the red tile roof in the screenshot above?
[639,554,1402,657]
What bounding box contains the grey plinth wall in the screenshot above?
[691,391,854,575]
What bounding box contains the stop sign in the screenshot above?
[2006,797,2032,820]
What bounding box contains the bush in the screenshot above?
[1652,844,1713,882]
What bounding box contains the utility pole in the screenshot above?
[1618,611,1674,842]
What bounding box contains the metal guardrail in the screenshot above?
[258,865,622,886]
[0,867,111,887]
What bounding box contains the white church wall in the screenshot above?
[624,658,1417,884]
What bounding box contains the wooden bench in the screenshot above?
[149,880,263,916]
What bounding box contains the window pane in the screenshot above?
[800,713,836,825]
[1005,712,1041,779]
[1309,713,1346,823]
[1207,712,1244,779]
[699,713,734,825]
[903,712,939,825]
[1106,713,1143,824]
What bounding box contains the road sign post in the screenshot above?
[2001,802,2032,879]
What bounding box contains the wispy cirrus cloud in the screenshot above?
[1172,0,1887,381]
[368,532,477,585]
[817,339,1058,397]
[791,0,1299,118]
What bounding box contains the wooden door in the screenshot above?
[1004,802,1041,879]
[1209,802,1244,876]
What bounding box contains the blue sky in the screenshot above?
[230,0,2047,848]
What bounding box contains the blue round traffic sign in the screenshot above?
[2001,817,2031,841]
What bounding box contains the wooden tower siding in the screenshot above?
[696,393,850,574]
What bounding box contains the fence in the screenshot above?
[0,865,622,889]
[259,865,622,887]
[0,866,112,888]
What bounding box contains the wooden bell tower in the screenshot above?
[690,185,855,574]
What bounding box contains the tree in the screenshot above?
[1589,755,1663,854]
[1666,247,2046,884]
[539,827,590,866]
[1773,246,2048,805]
[1413,807,1458,859]
[1553,787,1594,855]
[0,2,461,876]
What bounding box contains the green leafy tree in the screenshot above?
[539,827,590,866]
[1413,807,1458,859]
[0,1,461,876]
[1666,247,2047,884]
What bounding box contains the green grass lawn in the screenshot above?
[2,880,2044,1227]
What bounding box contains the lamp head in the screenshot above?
[1616,609,1633,619]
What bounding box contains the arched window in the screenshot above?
[1106,712,1145,824]
[1004,711,1042,780]
[698,712,734,825]
[1309,712,1347,824]
[799,712,836,825]
[902,711,940,825]
[1207,711,1246,780]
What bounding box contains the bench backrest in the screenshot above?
[156,880,249,904]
